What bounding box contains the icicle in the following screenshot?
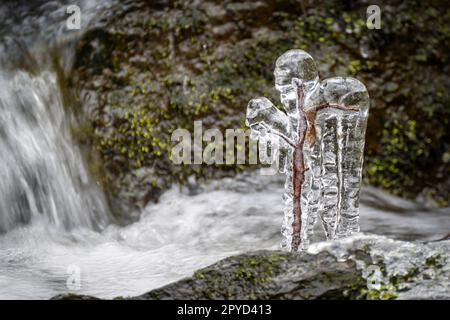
[246,49,370,251]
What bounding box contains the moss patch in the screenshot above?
[193,253,287,299]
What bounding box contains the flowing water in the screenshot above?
[0,173,449,299]
[0,1,449,300]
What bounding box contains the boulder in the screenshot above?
[52,235,450,300]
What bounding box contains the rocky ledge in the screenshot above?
[52,235,450,300]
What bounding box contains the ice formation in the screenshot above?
[246,49,370,251]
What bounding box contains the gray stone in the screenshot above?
[51,235,450,300]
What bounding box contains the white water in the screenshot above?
[0,172,449,299]
[0,69,110,232]
[0,0,116,233]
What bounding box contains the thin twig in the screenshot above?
[289,88,360,251]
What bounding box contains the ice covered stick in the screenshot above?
[246,49,370,251]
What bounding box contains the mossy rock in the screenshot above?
[136,250,367,300]
[51,235,450,300]
[69,0,450,216]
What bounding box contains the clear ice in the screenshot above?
[246,49,370,251]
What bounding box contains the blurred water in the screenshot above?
[0,0,115,233]
[0,172,449,299]
[0,69,111,232]
[0,0,114,298]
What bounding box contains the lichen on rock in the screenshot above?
[69,0,450,217]
[51,235,450,300]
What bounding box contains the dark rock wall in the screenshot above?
[70,0,450,217]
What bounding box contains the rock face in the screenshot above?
[307,235,450,300]
[69,0,450,217]
[137,235,450,300]
[52,235,450,300]
[138,250,366,300]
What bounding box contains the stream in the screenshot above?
[1,172,449,299]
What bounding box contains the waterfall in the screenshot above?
[0,0,112,233]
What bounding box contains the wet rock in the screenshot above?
[69,0,450,215]
[384,82,399,92]
[202,2,228,23]
[51,235,450,300]
[136,250,366,300]
[51,293,100,300]
[212,22,237,39]
[136,235,450,300]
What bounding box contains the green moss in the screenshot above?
[85,25,296,199]
[193,253,286,299]
[364,287,397,300]
[72,0,450,208]
[425,254,444,268]
[233,255,285,286]
[364,111,436,197]
[347,60,362,75]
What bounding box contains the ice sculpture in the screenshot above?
[246,49,370,251]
